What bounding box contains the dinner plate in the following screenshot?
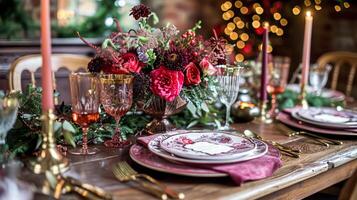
[277,112,357,136]
[160,132,256,160]
[291,110,357,130]
[297,107,357,127]
[286,84,345,101]
[149,134,268,164]
[130,144,228,177]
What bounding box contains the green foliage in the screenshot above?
[278,89,345,110]
[0,0,127,39]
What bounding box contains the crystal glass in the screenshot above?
[0,97,18,160]
[69,72,100,155]
[309,64,332,96]
[215,65,243,130]
[267,56,290,116]
[99,74,133,148]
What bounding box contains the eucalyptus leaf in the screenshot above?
[62,120,76,133]
[63,130,76,147]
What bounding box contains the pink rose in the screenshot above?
[199,57,217,76]
[184,62,201,86]
[150,66,184,102]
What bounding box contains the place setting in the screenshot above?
[130,130,280,181]
[278,107,357,137]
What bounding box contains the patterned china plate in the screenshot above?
[277,112,357,136]
[160,132,257,160]
[297,107,357,127]
[292,110,357,129]
[149,134,268,164]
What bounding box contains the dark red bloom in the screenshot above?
[184,62,201,86]
[120,52,144,73]
[150,66,184,102]
[130,4,151,20]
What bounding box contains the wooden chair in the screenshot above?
[8,54,91,103]
[317,51,357,98]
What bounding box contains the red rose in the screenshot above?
[150,66,184,102]
[108,53,143,74]
[121,53,144,73]
[199,57,217,76]
[184,62,201,86]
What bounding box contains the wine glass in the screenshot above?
[99,74,133,148]
[215,65,243,130]
[309,64,332,96]
[0,96,18,160]
[267,56,290,116]
[69,72,100,155]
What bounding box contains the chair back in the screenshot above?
[8,54,90,104]
[317,51,357,97]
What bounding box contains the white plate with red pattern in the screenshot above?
[159,132,257,160]
[149,134,267,164]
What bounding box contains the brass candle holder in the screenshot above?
[29,109,69,174]
[298,83,309,109]
[259,100,273,124]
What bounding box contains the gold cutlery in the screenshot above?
[114,161,185,200]
[66,177,113,200]
[51,173,112,200]
[113,163,169,200]
[292,131,343,145]
[243,130,301,158]
[278,123,342,146]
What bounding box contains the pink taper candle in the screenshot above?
[260,22,269,102]
[301,11,313,86]
[40,0,54,111]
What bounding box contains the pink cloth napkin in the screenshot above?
[137,134,282,185]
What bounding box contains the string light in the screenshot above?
[220,0,350,61]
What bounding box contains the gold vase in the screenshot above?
[139,96,187,134]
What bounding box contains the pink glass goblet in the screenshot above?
[99,74,133,148]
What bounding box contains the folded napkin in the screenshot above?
[137,134,282,185]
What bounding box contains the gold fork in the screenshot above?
[116,162,185,200]
[113,163,168,200]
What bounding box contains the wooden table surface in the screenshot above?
[32,118,356,200]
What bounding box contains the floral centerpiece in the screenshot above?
[78,4,228,133]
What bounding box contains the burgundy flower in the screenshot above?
[184,62,201,86]
[130,4,151,20]
[150,66,184,102]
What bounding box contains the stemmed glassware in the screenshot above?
[99,74,133,148]
[0,96,18,160]
[215,65,243,130]
[69,72,100,155]
[309,64,332,96]
[267,56,290,116]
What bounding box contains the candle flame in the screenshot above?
[306,11,312,17]
[263,22,269,28]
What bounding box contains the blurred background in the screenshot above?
[1,0,356,96]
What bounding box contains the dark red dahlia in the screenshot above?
[160,45,191,71]
[130,4,151,20]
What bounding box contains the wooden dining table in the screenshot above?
[25,113,357,200]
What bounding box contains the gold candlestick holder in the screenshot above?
[298,83,309,109]
[259,100,273,124]
[28,109,69,174]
